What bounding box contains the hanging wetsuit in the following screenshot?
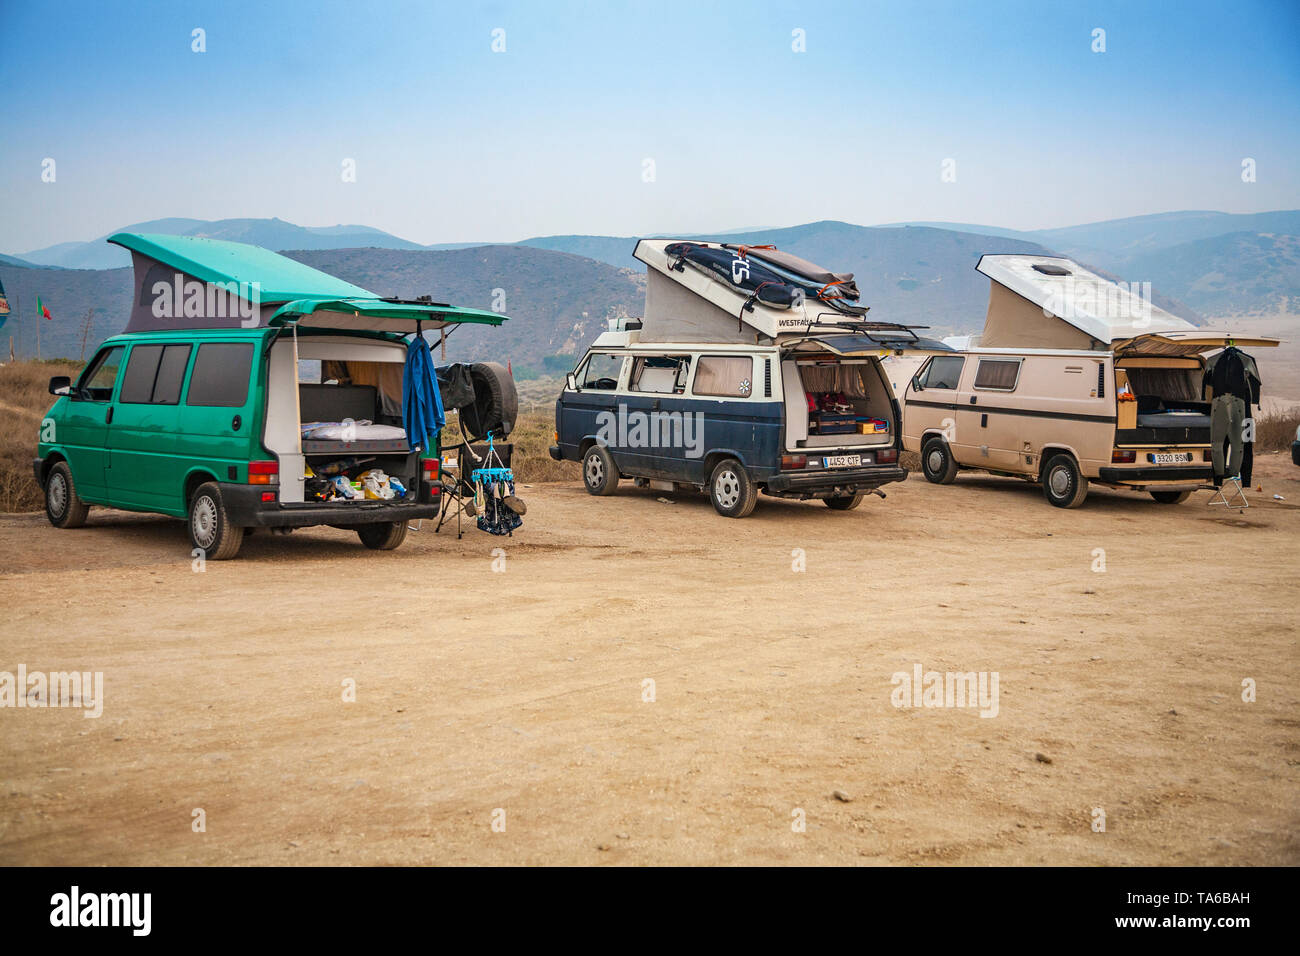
[1204,347,1261,483]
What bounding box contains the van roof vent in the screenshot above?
[1031,263,1072,276]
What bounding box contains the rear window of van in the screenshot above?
[186,343,254,407]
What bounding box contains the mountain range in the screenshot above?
[2,211,1296,367]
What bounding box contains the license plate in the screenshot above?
[823,455,862,468]
[1148,452,1193,464]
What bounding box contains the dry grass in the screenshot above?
[439,408,576,484]
[0,359,83,512]
[1256,408,1300,453]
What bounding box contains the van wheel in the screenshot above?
[1042,454,1088,508]
[921,437,959,484]
[357,521,409,550]
[189,482,245,560]
[824,493,864,511]
[45,461,90,529]
[709,458,757,518]
[582,445,619,496]
[1150,490,1192,505]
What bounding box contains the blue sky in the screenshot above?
[1,0,1298,252]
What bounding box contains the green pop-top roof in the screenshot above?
[109,232,375,303]
[108,232,507,331]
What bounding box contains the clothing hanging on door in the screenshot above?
[1204,347,1262,483]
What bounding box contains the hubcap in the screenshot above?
[48,473,67,516]
[927,449,944,473]
[192,495,218,548]
[715,469,740,509]
[1049,467,1071,497]
[585,453,604,487]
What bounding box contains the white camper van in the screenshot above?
[902,255,1279,507]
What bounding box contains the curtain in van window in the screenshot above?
[1124,367,1201,403]
[973,359,1020,390]
[798,364,867,397]
[693,356,754,397]
[324,360,404,416]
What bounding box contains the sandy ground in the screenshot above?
[1,456,1298,866]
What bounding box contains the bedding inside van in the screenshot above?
[1122,366,1210,428]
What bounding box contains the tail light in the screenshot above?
[1111,449,1136,463]
[877,448,898,464]
[1203,450,1213,462]
[248,460,279,484]
[781,454,807,470]
[422,458,439,482]
[260,492,276,502]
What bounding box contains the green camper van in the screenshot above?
[34,233,512,559]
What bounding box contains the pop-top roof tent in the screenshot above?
[632,239,951,353]
[975,254,1279,355]
[108,232,505,335]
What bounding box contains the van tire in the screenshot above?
[921,437,959,485]
[459,362,519,441]
[357,521,409,550]
[45,461,90,529]
[824,493,864,511]
[709,458,757,518]
[189,482,244,560]
[1150,490,1192,505]
[1042,454,1088,508]
[582,445,619,496]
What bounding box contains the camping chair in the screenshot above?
[434,440,480,539]
[1207,477,1248,512]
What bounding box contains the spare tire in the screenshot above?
[458,362,518,440]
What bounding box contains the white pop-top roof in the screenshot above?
[976,254,1196,343]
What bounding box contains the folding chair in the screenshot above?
[1207,477,1248,511]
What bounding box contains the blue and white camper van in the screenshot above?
[549,239,949,517]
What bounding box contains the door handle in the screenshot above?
[969,396,978,404]
[652,399,661,411]
[105,406,113,424]
[232,414,242,431]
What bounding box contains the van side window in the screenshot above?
[693,355,754,397]
[973,359,1021,391]
[580,353,624,390]
[78,346,126,401]
[120,345,164,404]
[152,345,193,404]
[630,356,689,394]
[917,356,964,390]
[186,343,254,407]
[119,344,192,404]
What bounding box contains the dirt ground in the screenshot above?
[1,456,1298,866]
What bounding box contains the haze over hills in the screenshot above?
[3,210,1297,365]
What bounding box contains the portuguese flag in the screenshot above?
[37,295,51,320]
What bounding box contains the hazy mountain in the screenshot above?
[4,212,1291,365]
[17,217,426,270]
[1124,231,1300,316]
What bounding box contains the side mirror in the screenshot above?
[49,375,72,396]
[566,373,578,391]
[910,375,924,392]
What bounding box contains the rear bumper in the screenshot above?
[765,465,908,496]
[1097,466,1213,485]
[219,482,440,528]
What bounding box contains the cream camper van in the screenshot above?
[902,255,1278,508]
